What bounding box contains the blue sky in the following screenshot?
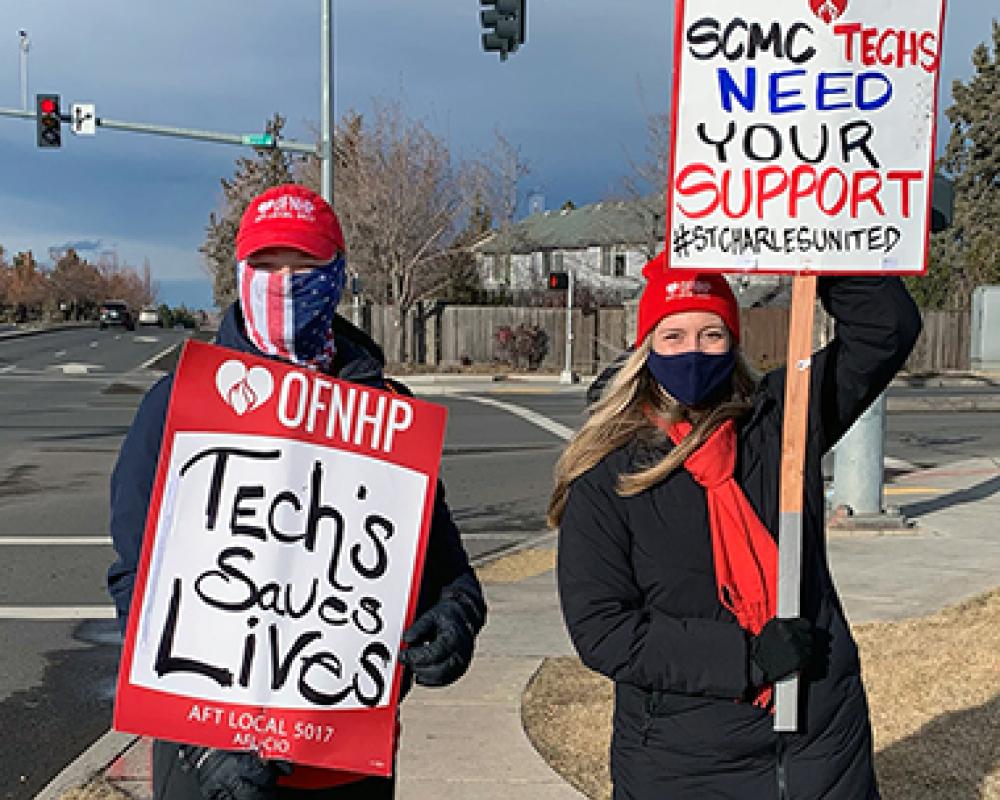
[0,2,994,309]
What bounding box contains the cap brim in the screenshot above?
[236,230,337,262]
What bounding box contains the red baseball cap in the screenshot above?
[634,252,740,346]
[236,184,345,262]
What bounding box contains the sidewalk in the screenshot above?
[42,457,1000,799]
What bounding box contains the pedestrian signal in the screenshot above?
[548,271,569,290]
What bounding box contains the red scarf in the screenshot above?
[653,416,778,708]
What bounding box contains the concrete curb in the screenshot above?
[35,730,137,800]
[0,323,96,341]
[887,396,1000,413]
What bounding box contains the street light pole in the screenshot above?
[18,30,29,112]
[320,0,334,204]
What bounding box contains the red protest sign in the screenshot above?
[666,0,947,275]
[113,340,447,776]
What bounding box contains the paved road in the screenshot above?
[0,326,188,800]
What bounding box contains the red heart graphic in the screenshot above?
[809,0,848,24]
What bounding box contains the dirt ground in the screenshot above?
[522,589,1000,800]
[58,779,127,800]
[476,546,557,584]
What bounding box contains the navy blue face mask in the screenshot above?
[647,349,736,407]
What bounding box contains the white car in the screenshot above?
[138,307,162,327]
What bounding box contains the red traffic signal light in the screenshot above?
[36,93,61,148]
[548,271,569,290]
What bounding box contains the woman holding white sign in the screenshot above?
[550,255,920,799]
[108,184,486,800]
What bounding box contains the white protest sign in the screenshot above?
[666,0,947,274]
[114,341,447,776]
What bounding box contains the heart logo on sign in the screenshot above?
[215,360,274,416]
[809,0,848,24]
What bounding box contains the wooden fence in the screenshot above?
[360,304,971,375]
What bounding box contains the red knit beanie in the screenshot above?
[634,253,740,347]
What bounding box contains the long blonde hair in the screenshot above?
[546,341,759,527]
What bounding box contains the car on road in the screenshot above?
[99,300,135,331]
[137,306,162,327]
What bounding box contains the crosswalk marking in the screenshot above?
[0,537,112,545]
[0,606,116,620]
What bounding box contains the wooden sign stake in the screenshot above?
[774,273,817,732]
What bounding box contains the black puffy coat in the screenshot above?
[558,278,921,800]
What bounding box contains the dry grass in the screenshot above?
[58,778,130,800]
[522,589,1000,800]
[476,547,557,585]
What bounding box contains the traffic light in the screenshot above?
[548,271,569,291]
[481,0,526,61]
[36,94,61,148]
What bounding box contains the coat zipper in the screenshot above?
[776,734,789,800]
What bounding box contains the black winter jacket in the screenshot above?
[558,277,921,800]
[108,303,484,650]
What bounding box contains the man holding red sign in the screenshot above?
[107,184,486,799]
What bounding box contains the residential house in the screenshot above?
[473,195,665,299]
[473,194,786,307]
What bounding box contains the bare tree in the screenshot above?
[95,253,154,310]
[0,252,52,319]
[614,107,671,259]
[479,129,532,287]
[298,101,495,362]
[50,249,105,319]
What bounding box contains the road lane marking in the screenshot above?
[53,349,67,357]
[140,341,179,370]
[0,537,112,545]
[51,362,103,375]
[884,486,945,496]
[0,606,116,620]
[0,365,14,374]
[461,395,575,441]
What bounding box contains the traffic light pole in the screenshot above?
[320,0,335,203]
[560,269,574,384]
[0,106,317,154]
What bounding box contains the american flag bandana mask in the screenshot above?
[237,254,347,371]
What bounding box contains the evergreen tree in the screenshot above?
[907,21,1000,309]
[201,114,298,308]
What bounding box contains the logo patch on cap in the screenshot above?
[665,279,714,300]
[254,194,317,224]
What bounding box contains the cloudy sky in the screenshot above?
[0,2,994,308]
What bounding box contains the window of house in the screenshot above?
[614,253,627,277]
[542,251,551,272]
[601,247,612,276]
[553,252,564,271]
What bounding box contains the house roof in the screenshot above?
[475,194,666,255]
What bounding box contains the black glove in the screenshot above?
[399,588,485,687]
[750,617,814,684]
[177,746,291,800]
